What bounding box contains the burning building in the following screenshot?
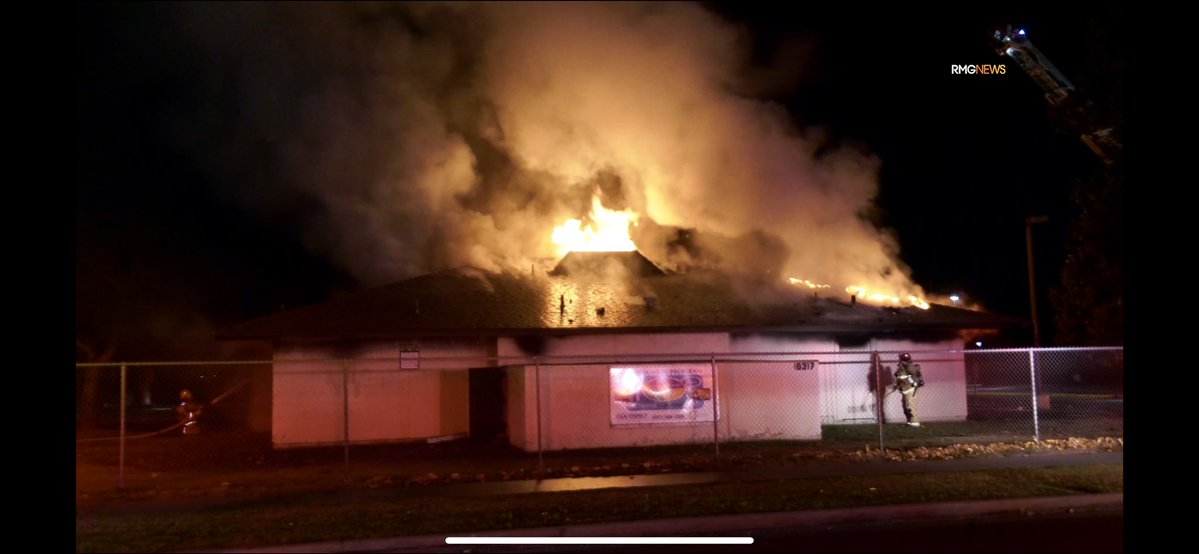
[222,244,1016,450]
[199,2,1021,450]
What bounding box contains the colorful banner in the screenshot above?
[609,364,714,427]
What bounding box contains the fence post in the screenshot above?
[710,354,720,459]
[119,362,127,489]
[535,357,543,470]
[1029,349,1040,443]
[342,359,350,470]
[874,352,884,453]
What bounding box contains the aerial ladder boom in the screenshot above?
[993,25,1121,166]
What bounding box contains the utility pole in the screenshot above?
[1026,215,1049,346]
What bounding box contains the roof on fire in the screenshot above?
[220,253,1021,341]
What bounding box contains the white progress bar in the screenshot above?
[446,537,753,545]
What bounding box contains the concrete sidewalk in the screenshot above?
[215,493,1123,553]
[427,451,1123,497]
[202,451,1122,553]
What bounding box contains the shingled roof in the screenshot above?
[549,250,666,277]
[220,263,1021,341]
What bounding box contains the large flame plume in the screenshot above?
[168,2,933,304]
[845,285,930,310]
[552,196,639,257]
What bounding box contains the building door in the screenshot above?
[468,368,507,443]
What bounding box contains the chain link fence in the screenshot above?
[76,347,1122,490]
[836,347,1124,449]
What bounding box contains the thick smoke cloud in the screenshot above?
[168,2,924,300]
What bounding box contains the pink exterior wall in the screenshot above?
[724,335,832,440]
[271,339,482,447]
[816,349,878,424]
[269,331,966,450]
[506,365,533,451]
[502,333,729,451]
[498,333,731,358]
[511,362,721,451]
[717,360,822,441]
[868,339,967,423]
[502,333,821,451]
[724,335,968,426]
[821,338,967,424]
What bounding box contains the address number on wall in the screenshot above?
[794,360,818,371]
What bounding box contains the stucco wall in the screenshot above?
[504,332,824,451]
[526,362,719,450]
[830,338,968,424]
[723,334,830,440]
[728,334,967,425]
[506,365,533,451]
[498,332,731,358]
[270,331,966,450]
[869,338,967,423]
[271,339,481,447]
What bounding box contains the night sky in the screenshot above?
[76,2,1121,360]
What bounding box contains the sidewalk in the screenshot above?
[426,451,1123,497]
[199,451,1122,553]
[215,493,1124,553]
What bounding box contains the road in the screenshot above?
[373,502,1121,553]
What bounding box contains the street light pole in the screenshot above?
[1026,215,1049,347]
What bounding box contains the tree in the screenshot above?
[1048,7,1123,346]
[1051,170,1123,345]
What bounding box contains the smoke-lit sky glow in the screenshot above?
[76,2,1118,358]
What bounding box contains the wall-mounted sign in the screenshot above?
[610,364,714,427]
[399,344,419,370]
[794,360,818,371]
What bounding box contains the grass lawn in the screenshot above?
[75,463,1123,553]
[77,423,1122,501]
[77,421,1123,552]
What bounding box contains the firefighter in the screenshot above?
[176,389,203,435]
[893,353,925,426]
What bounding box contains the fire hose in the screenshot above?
[76,378,251,442]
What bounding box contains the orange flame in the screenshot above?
[846,285,930,310]
[552,196,639,257]
[788,277,831,289]
[789,276,930,310]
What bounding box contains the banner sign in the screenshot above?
[609,364,714,427]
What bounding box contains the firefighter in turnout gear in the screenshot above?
[893,353,925,426]
[176,389,203,435]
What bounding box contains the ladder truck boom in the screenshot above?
[993,25,1121,167]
